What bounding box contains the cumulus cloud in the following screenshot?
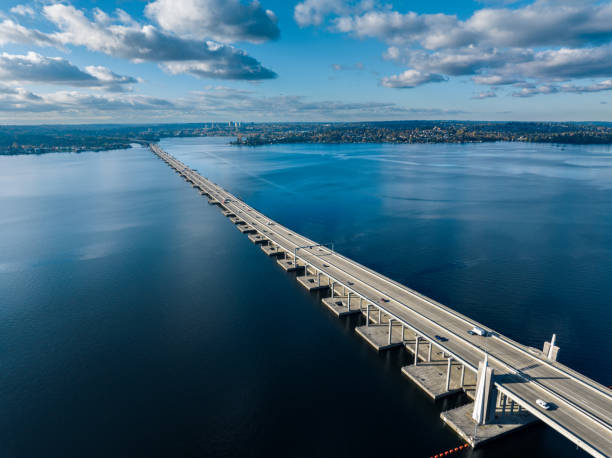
[0,52,137,91]
[511,45,612,80]
[333,1,612,49]
[295,0,348,27]
[162,57,276,80]
[391,46,531,76]
[0,18,59,47]
[472,74,522,85]
[10,5,35,17]
[294,0,380,27]
[145,0,279,43]
[381,70,446,88]
[513,79,612,97]
[512,85,560,97]
[317,0,612,92]
[0,4,276,81]
[564,79,612,93]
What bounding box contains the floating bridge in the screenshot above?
[151,143,612,457]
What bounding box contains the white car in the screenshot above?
[536,399,551,410]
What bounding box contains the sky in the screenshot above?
[0,0,611,123]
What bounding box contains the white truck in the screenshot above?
[468,326,488,336]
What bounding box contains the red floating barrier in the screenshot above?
[431,442,471,458]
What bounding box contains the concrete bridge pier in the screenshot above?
[297,265,329,291]
[261,243,283,256]
[277,253,303,271]
[355,305,403,351]
[401,343,465,400]
[321,283,363,317]
[440,356,537,448]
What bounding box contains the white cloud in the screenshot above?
[41,5,276,80]
[10,5,35,17]
[294,0,380,27]
[145,0,279,43]
[512,84,560,97]
[390,46,531,76]
[511,45,612,80]
[333,1,612,50]
[0,52,137,91]
[564,79,612,93]
[295,0,348,27]
[472,74,522,85]
[0,5,277,81]
[381,70,446,88]
[312,0,612,91]
[472,91,497,99]
[0,18,58,47]
[512,79,612,97]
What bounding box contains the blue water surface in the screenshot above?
[1,138,611,457]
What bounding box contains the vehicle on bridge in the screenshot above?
[536,399,552,410]
[468,326,488,336]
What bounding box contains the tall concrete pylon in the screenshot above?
[472,354,495,425]
[543,333,560,361]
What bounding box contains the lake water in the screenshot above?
[1,137,611,457]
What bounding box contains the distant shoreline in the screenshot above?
[2,121,612,155]
[229,136,612,146]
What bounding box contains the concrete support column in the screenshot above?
[401,325,405,342]
[428,342,432,362]
[510,400,515,414]
[445,357,452,391]
[330,282,335,297]
[414,337,420,365]
[378,308,381,324]
[473,356,495,425]
[460,364,465,387]
[388,319,393,345]
[518,405,522,414]
[347,292,351,311]
[501,394,507,415]
[317,271,321,287]
[366,304,370,327]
